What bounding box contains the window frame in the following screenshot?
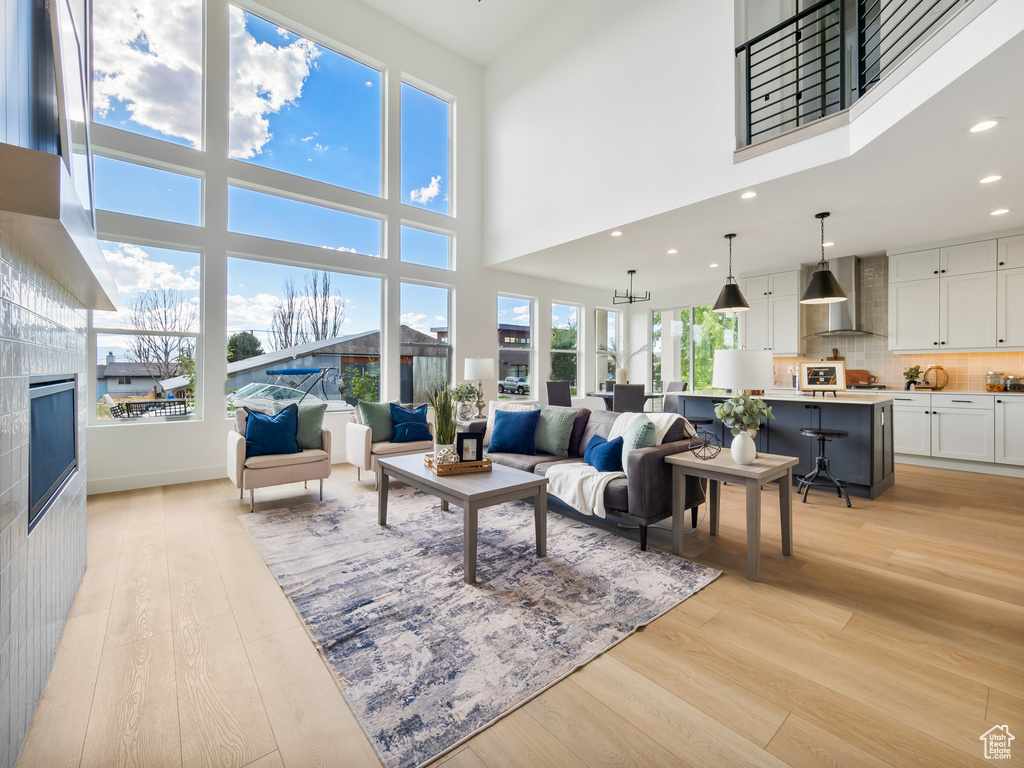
[400,77,454,217]
[497,293,536,397]
[550,301,580,396]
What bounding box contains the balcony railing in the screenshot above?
[736,0,969,147]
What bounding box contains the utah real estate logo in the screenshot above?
[980,725,1014,760]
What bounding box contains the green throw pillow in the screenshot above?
[358,400,395,443]
[276,401,328,450]
[535,408,577,458]
[621,415,655,475]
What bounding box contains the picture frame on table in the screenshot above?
[456,432,484,462]
[799,361,846,392]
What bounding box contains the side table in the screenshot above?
[665,451,798,581]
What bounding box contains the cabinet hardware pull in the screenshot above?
[997,400,1002,404]
[999,340,1004,343]
[933,270,938,274]
[999,262,1004,265]
[951,400,972,403]
[933,341,938,345]
[940,341,946,345]
[941,269,946,273]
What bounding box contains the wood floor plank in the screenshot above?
[242,751,284,768]
[455,707,588,768]
[985,689,1024,725]
[766,714,897,768]
[244,626,380,768]
[17,610,108,768]
[524,680,690,767]
[571,655,790,767]
[69,508,127,618]
[80,630,181,768]
[428,746,488,768]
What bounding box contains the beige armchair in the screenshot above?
[346,406,433,488]
[227,409,332,511]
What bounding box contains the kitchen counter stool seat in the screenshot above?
[797,427,852,508]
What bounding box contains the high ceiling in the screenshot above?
[353,0,1023,293]
[352,0,556,66]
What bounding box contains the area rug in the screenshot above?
[241,487,720,768]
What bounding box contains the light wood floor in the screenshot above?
[16,462,1024,768]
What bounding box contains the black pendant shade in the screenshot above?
[800,212,848,305]
[712,233,750,313]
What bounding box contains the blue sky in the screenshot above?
[497,295,531,328]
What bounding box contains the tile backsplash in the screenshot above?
[0,229,88,766]
[773,255,1023,391]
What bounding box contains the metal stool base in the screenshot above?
[798,437,852,508]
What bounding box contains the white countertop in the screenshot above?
[678,389,896,405]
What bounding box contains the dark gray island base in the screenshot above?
[676,393,895,500]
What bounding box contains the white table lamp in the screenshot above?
[711,349,773,394]
[464,357,495,418]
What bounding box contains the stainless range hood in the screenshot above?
[807,255,884,338]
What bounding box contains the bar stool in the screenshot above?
[684,417,715,526]
[797,428,852,507]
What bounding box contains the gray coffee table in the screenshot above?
[376,453,548,584]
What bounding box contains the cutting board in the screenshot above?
[826,348,844,361]
[846,369,877,386]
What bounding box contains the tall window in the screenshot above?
[93,156,203,226]
[228,6,382,196]
[551,303,579,394]
[226,259,381,410]
[400,225,451,269]
[595,308,619,386]
[93,241,201,421]
[400,283,451,403]
[652,306,737,390]
[401,83,451,215]
[93,0,203,149]
[498,295,533,395]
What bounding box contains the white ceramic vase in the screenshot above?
[730,431,757,465]
[616,368,628,385]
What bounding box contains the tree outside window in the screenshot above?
[551,303,579,395]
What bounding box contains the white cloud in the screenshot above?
[400,312,430,334]
[320,245,358,253]
[92,0,203,146]
[227,6,320,159]
[409,176,442,204]
[513,305,529,314]
[514,314,530,324]
[102,243,200,295]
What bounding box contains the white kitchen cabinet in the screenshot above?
[892,394,931,456]
[888,278,940,350]
[930,394,994,463]
[739,270,801,355]
[997,235,1024,269]
[939,240,997,275]
[889,249,939,282]
[995,397,1024,466]
[997,268,1024,347]
[938,271,997,349]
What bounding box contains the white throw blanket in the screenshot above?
[545,463,625,519]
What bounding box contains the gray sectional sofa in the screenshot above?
[467,406,706,550]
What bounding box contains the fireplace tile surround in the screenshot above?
[0,229,88,766]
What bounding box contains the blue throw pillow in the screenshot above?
[489,409,541,455]
[244,405,299,458]
[390,403,429,428]
[392,422,432,443]
[584,435,624,473]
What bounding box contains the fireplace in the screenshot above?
[29,374,78,532]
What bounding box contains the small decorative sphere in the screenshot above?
[693,430,722,460]
[436,447,460,465]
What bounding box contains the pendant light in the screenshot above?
[712,234,750,313]
[800,212,848,304]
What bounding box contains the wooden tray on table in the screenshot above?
[424,454,493,476]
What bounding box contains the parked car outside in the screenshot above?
[498,376,530,395]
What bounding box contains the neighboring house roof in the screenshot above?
[498,324,530,332]
[97,362,173,379]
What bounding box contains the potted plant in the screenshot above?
[604,341,651,385]
[903,365,922,390]
[714,394,775,465]
[451,382,479,420]
[425,380,458,456]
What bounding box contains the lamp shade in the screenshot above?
[711,349,773,391]
[464,357,495,381]
[712,282,750,313]
[800,268,847,304]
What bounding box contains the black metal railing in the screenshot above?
[736,0,970,147]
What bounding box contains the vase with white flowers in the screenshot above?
[714,394,775,465]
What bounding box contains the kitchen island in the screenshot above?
[675,390,895,500]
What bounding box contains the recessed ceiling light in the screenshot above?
[980,175,1002,184]
[741,191,757,199]
[611,231,623,237]
[823,242,834,247]
[970,119,998,133]
[991,208,1010,216]
[709,263,720,268]
[667,249,678,254]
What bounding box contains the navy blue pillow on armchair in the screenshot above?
[488,409,541,455]
[244,405,299,458]
[583,435,624,473]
